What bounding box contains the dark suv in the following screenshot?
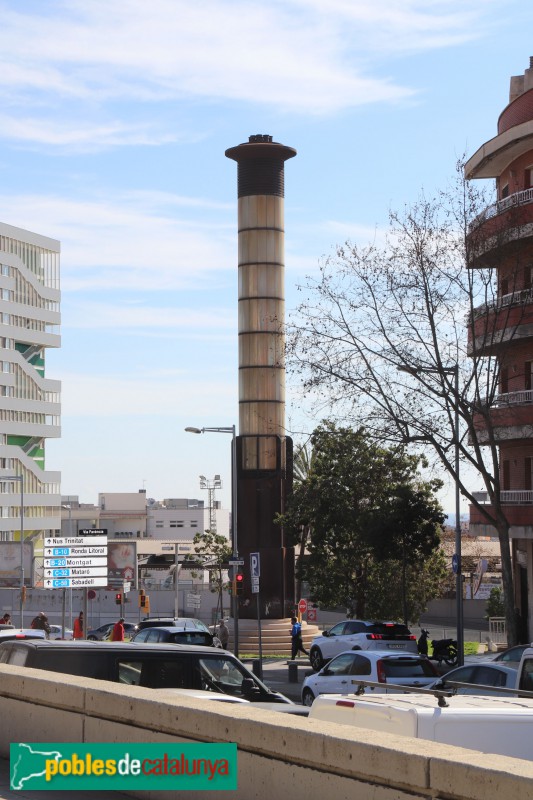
[0,640,290,703]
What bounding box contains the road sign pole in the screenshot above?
[256,590,263,679]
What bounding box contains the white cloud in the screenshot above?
[0,0,493,137]
[0,192,236,291]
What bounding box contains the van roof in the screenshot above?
[0,640,217,655]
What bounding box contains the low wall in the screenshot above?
[0,664,532,800]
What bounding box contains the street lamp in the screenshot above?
[185,425,239,656]
[398,364,464,666]
[61,504,74,637]
[1,475,24,627]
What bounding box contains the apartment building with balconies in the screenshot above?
[0,221,61,577]
[466,58,533,629]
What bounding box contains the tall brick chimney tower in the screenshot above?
[225,134,296,618]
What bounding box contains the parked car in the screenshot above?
[131,625,218,648]
[48,624,74,640]
[86,622,138,641]
[301,650,438,706]
[429,662,519,695]
[136,617,210,633]
[491,644,529,664]
[0,640,291,703]
[309,620,417,670]
[136,617,221,647]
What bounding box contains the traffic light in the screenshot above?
[140,593,147,609]
[138,590,146,608]
[235,572,244,595]
[115,592,122,605]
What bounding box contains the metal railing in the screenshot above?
[469,187,533,231]
[472,490,533,504]
[471,287,533,320]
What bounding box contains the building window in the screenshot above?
[155,521,164,528]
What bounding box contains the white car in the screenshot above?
[48,624,74,640]
[301,649,438,706]
[309,619,417,670]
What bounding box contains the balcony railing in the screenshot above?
[472,490,533,504]
[493,390,533,406]
[469,187,533,231]
[471,287,533,320]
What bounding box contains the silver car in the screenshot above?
[302,650,438,706]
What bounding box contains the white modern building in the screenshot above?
[147,497,230,541]
[0,222,61,554]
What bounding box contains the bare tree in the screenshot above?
[289,167,529,646]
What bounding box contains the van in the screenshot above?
[0,640,290,703]
[308,692,533,760]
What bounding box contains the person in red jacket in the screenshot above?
[111,617,125,641]
[73,612,84,640]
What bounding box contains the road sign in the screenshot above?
[452,553,460,574]
[298,598,308,615]
[44,537,107,548]
[79,528,107,536]
[250,552,260,578]
[229,559,244,566]
[43,536,109,591]
[44,545,107,557]
[251,576,259,595]
[44,576,109,589]
[123,582,131,593]
[307,607,317,623]
[44,557,107,569]
[44,567,108,578]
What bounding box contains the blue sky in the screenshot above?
[1,0,531,514]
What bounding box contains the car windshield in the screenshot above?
[382,658,436,677]
[197,655,263,699]
[367,623,411,637]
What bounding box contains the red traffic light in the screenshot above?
[235,573,244,595]
[115,593,122,605]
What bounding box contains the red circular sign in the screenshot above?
[87,590,96,600]
[298,599,307,614]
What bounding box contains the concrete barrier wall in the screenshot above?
[1,664,532,800]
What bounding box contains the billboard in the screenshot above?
[0,542,34,587]
[107,541,137,588]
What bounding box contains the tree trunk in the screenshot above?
[495,519,517,646]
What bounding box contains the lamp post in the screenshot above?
[1,475,24,627]
[398,364,464,666]
[61,504,74,637]
[185,425,239,656]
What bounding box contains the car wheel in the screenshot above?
[302,688,315,707]
[310,647,324,671]
[87,635,97,640]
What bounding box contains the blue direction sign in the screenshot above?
[452,553,460,574]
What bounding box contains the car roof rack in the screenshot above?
[351,679,533,707]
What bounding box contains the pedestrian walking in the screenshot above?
[110,617,125,641]
[217,619,229,649]
[290,616,309,660]
[73,611,84,640]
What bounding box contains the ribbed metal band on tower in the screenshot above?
[225,134,296,619]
